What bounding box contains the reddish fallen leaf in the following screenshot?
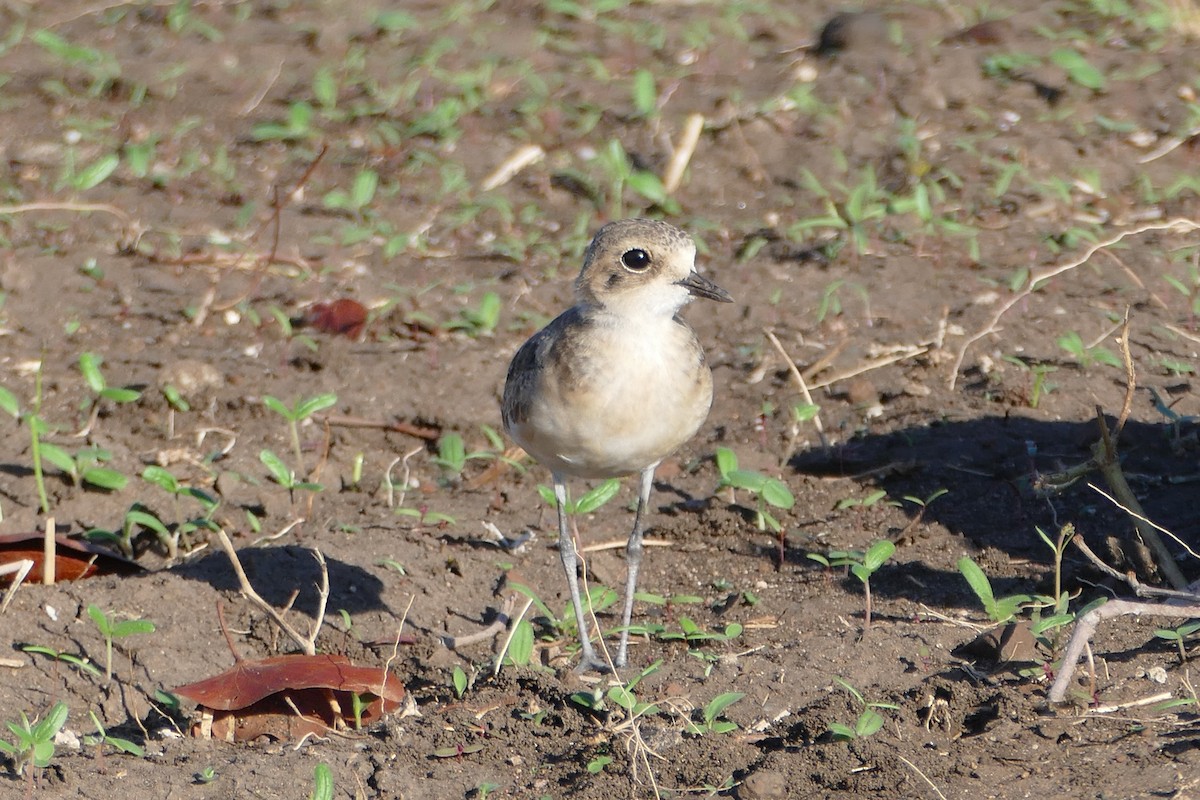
[0,534,143,583]
[175,653,405,742]
[202,689,366,743]
[304,298,368,339]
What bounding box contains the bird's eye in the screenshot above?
[620,248,651,271]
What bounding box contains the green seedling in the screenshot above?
[444,291,501,337]
[808,540,895,630]
[394,505,455,526]
[86,503,168,557]
[1050,47,1106,90]
[323,169,379,214]
[31,29,121,96]
[0,386,18,419]
[79,352,141,411]
[655,617,744,646]
[21,364,58,514]
[1155,621,1200,664]
[0,701,69,779]
[261,448,324,496]
[262,393,338,477]
[537,478,621,537]
[1001,356,1057,408]
[474,782,501,799]
[713,447,795,533]
[1057,331,1121,368]
[958,556,1032,623]
[1036,523,1076,606]
[195,766,217,784]
[451,665,469,699]
[310,763,334,800]
[348,692,368,730]
[592,138,680,218]
[19,644,101,677]
[683,691,745,736]
[252,101,316,141]
[140,465,219,557]
[834,488,887,509]
[38,443,128,491]
[432,432,495,481]
[83,710,144,757]
[828,679,898,741]
[586,755,613,774]
[87,604,155,684]
[852,540,894,630]
[570,660,662,722]
[265,305,318,353]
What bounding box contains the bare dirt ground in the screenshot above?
[2,1,1200,798]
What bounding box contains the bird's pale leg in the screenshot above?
[554,475,607,672]
[616,465,656,668]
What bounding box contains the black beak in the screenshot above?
[677,271,733,303]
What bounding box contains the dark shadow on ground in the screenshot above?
[789,412,1200,603]
[170,545,387,616]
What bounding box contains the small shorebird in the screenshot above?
[502,219,732,671]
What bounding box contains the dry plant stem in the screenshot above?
[42,516,56,586]
[1093,410,1188,590]
[1048,599,1200,703]
[662,113,705,194]
[810,346,928,390]
[213,143,329,312]
[763,328,828,447]
[0,201,131,224]
[480,144,545,191]
[214,527,328,656]
[0,559,33,613]
[318,414,440,441]
[493,596,535,677]
[215,600,244,663]
[896,754,949,800]
[1089,482,1200,562]
[948,218,1200,390]
[443,595,516,650]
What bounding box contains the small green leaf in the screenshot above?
[262,395,291,418]
[703,691,745,723]
[761,478,795,510]
[957,556,995,606]
[575,478,620,515]
[0,386,18,417]
[506,619,534,666]
[81,467,128,491]
[87,604,110,634]
[863,540,896,571]
[74,153,120,191]
[40,442,77,475]
[828,722,856,741]
[141,465,180,493]
[855,708,884,737]
[1050,47,1106,90]
[110,619,155,638]
[260,449,293,485]
[295,393,337,420]
[310,763,334,800]
[79,352,106,393]
[100,387,140,404]
[714,447,738,477]
[126,508,169,537]
[631,68,657,116]
[723,469,767,493]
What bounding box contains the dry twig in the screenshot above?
[948,218,1200,390]
[214,528,328,656]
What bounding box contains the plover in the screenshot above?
[502,218,732,671]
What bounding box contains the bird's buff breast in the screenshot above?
[510,320,713,479]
